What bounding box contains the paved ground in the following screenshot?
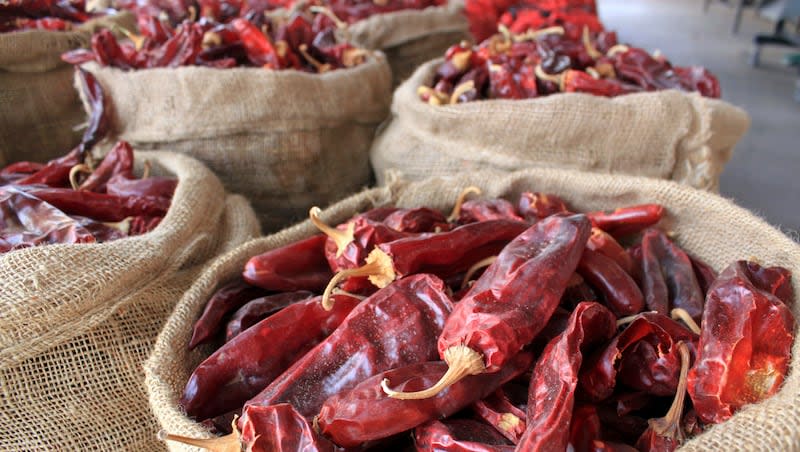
[599,0,800,238]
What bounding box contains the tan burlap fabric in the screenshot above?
[0,151,261,451]
[0,12,136,165]
[344,1,469,85]
[371,58,751,192]
[146,168,800,451]
[79,53,392,232]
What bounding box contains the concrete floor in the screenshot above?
[599,0,800,238]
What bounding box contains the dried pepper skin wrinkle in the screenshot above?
[242,234,332,292]
[188,279,268,349]
[414,419,515,452]
[687,261,795,424]
[517,302,617,452]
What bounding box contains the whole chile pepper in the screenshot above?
[740,260,794,305]
[242,234,333,292]
[639,231,669,316]
[688,253,717,297]
[517,191,569,221]
[225,290,315,342]
[673,65,720,98]
[382,207,449,233]
[580,312,696,401]
[414,419,515,452]
[13,148,80,187]
[472,389,527,444]
[517,302,617,452]
[577,248,645,316]
[181,294,361,421]
[321,218,528,310]
[316,352,534,447]
[231,17,281,68]
[163,403,337,452]
[587,227,634,276]
[562,69,643,96]
[635,342,692,452]
[640,229,704,321]
[456,198,524,224]
[587,204,665,237]
[188,279,269,350]
[568,405,602,452]
[687,261,795,424]
[74,140,135,193]
[382,214,590,400]
[245,274,454,418]
[19,186,170,222]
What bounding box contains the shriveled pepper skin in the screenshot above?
[242,234,332,292]
[517,192,569,221]
[580,313,697,401]
[577,248,645,317]
[642,229,705,321]
[239,404,336,452]
[472,389,527,444]
[440,214,591,372]
[414,419,515,452]
[225,290,314,342]
[316,352,533,447]
[246,274,453,417]
[457,198,524,223]
[181,294,360,421]
[517,302,616,452]
[188,279,269,349]
[382,207,448,233]
[687,261,795,424]
[19,186,170,221]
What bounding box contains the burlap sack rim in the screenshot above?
[146,167,800,451]
[345,0,468,50]
[78,51,392,141]
[0,11,135,72]
[0,150,227,368]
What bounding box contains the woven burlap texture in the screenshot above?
[0,12,136,166]
[146,168,800,451]
[370,58,751,192]
[78,53,392,232]
[0,151,261,451]
[343,1,469,85]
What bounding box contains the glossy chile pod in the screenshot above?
[687,261,795,424]
[456,198,524,224]
[516,302,617,452]
[320,218,528,310]
[382,207,449,233]
[18,186,170,222]
[316,352,534,448]
[242,234,333,292]
[586,204,664,237]
[180,294,360,421]
[586,227,634,276]
[245,274,454,418]
[11,148,81,187]
[73,140,134,192]
[225,290,315,342]
[580,312,697,401]
[188,279,269,349]
[517,192,569,221]
[382,214,591,400]
[414,419,515,452]
[163,403,337,452]
[577,248,644,316]
[635,342,692,452]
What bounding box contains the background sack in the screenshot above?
[146,168,800,451]
[371,58,751,191]
[79,53,392,232]
[0,151,260,451]
[0,12,135,165]
[344,1,469,86]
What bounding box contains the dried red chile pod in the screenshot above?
[517,302,617,451]
[569,405,603,452]
[316,352,533,447]
[242,234,333,292]
[587,204,664,237]
[472,389,527,444]
[457,198,524,223]
[18,186,170,221]
[188,279,269,349]
[577,248,644,316]
[382,214,591,400]
[414,419,515,452]
[687,261,795,424]
[181,294,360,421]
[225,290,315,342]
[245,274,454,418]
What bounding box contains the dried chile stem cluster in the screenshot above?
[168,187,794,452]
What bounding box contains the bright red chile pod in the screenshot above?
[180,294,360,421]
[316,352,533,447]
[242,234,332,292]
[188,279,269,349]
[245,274,454,418]
[382,214,591,400]
[577,248,645,316]
[587,204,664,236]
[517,302,617,452]
[224,290,315,342]
[687,261,795,424]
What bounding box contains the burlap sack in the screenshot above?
[145,168,800,451]
[79,53,392,232]
[344,0,469,85]
[0,12,136,165]
[0,151,261,451]
[370,58,752,192]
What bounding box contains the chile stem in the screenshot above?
[670,308,701,335]
[447,186,482,223]
[159,424,241,452]
[649,342,691,441]
[582,26,602,59]
[69,164,92,190]
[461,255,498,289]
[381,345,485,399]
[321,248,395,310]
[309,206,355,258]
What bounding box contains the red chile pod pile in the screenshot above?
[0,0,100,33]
[421,0,719,105]
[163,187,794,452]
